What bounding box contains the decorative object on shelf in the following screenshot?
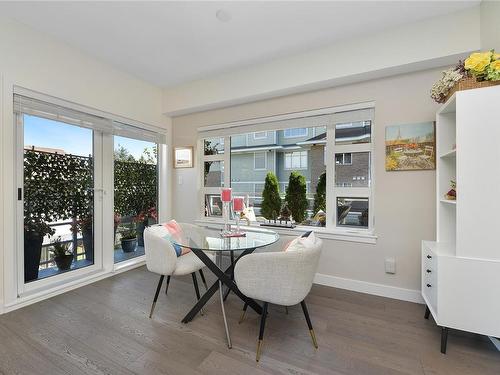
[260,219,296,229]
[445,179,456,201]
[385,122,436,171]
[174,146,193,168]
[50,236,73,271]
[430,51,500,103]
[220,187,232,235]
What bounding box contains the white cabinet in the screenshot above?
[423,86,500,353]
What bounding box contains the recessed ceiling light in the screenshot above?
[216,9,232,23]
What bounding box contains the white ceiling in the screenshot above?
[0,1,479,87]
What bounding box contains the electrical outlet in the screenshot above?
[385,257,396,274]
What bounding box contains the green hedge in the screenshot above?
[24,149,157,235]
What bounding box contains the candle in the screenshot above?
[233,197,244,212]
[221,188,232,202]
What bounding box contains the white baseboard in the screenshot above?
[314,273,424,304]
[1,260,145,314]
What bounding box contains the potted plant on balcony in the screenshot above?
[71,216,94,262]
[50,237,74,271]
[136,207,157,247]
[121,223,137,253]
[24,218,55,282]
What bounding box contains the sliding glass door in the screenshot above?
[15,91,165,296]
[113,136,158,263]
[21,114,97,282]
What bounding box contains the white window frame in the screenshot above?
[283,127,308,138]
[200,136,230,218]
[253,151,267,170]
[253,131,268,140]
[197,102,376,242]
[12,89,168,299]
[284,150,308,170]
[335,152,353,165]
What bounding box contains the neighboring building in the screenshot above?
[230,127,327,215]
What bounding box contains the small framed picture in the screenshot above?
[174,146,194,168]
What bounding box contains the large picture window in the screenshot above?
[200,107,374,232]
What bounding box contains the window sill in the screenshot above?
[194,218,377,244]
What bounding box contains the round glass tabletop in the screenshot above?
[173,225,279,252]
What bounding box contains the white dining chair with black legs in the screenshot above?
[144,223,213,319]
[234,231,322,362]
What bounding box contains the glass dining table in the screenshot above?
[173,225,279,348]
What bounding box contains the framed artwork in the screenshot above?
[174,146,193,168]
[385,122,436,171]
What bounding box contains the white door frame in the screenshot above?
[16,113,105,296]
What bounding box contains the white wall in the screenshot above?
[163,7,480,116]
[480,1,500,51]
[172,68,444,302]
[0,18,171,310]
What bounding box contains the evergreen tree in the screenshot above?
[285,171,308,223]
[313,172,326,214]
[261,172,281,219]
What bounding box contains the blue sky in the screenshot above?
[386,122,434,142]
[24,115,155,159]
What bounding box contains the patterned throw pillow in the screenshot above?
[162,220,190,257]
[285,232,317,252]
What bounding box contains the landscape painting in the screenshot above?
[385,122,435,171]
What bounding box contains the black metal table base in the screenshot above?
[181,247,262,323]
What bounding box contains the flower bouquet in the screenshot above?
[431,50,500,103]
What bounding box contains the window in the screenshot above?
[114,136,158,264]
[253,131,267,140]
[284,151,308,170]
[335,153,352,165]
[284,128,308,138]
[254,152,267,170]
[199,107,374,232]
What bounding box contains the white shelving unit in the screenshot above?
[422,86,500,354]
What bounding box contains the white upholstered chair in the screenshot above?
[234,231,323,361]
[144,223,214,318]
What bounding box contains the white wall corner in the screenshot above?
[314,273,424,304]
[163,6,481,116]
[480,1,500,51]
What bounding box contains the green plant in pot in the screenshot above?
[50,236,74,271]
[71,216,94,262]
[24,218,55,282]
[121,223,137,253]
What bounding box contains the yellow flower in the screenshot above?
[494,53,500,61]
[491,60,500,71]
[465,52,492,73]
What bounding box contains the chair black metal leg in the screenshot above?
[256,302,268,362]
[424,305,430,319]
[199,269,208,291]
[191,272,204,316]
[300,300,318,349]
[441,327,449,354]
[149,275,164,318]
[165,275,171,295]
[239,302,249,324]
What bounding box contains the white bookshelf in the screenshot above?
[423,86,500,354]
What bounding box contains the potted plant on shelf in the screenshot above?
[121,223,137,253]
[431,50,500,103]
[50,237,74,271]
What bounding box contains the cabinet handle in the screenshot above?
[427,255,432,259]
[426,284,432,288]
[426,269,432,273]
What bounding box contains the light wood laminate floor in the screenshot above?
[1,266,499,375]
